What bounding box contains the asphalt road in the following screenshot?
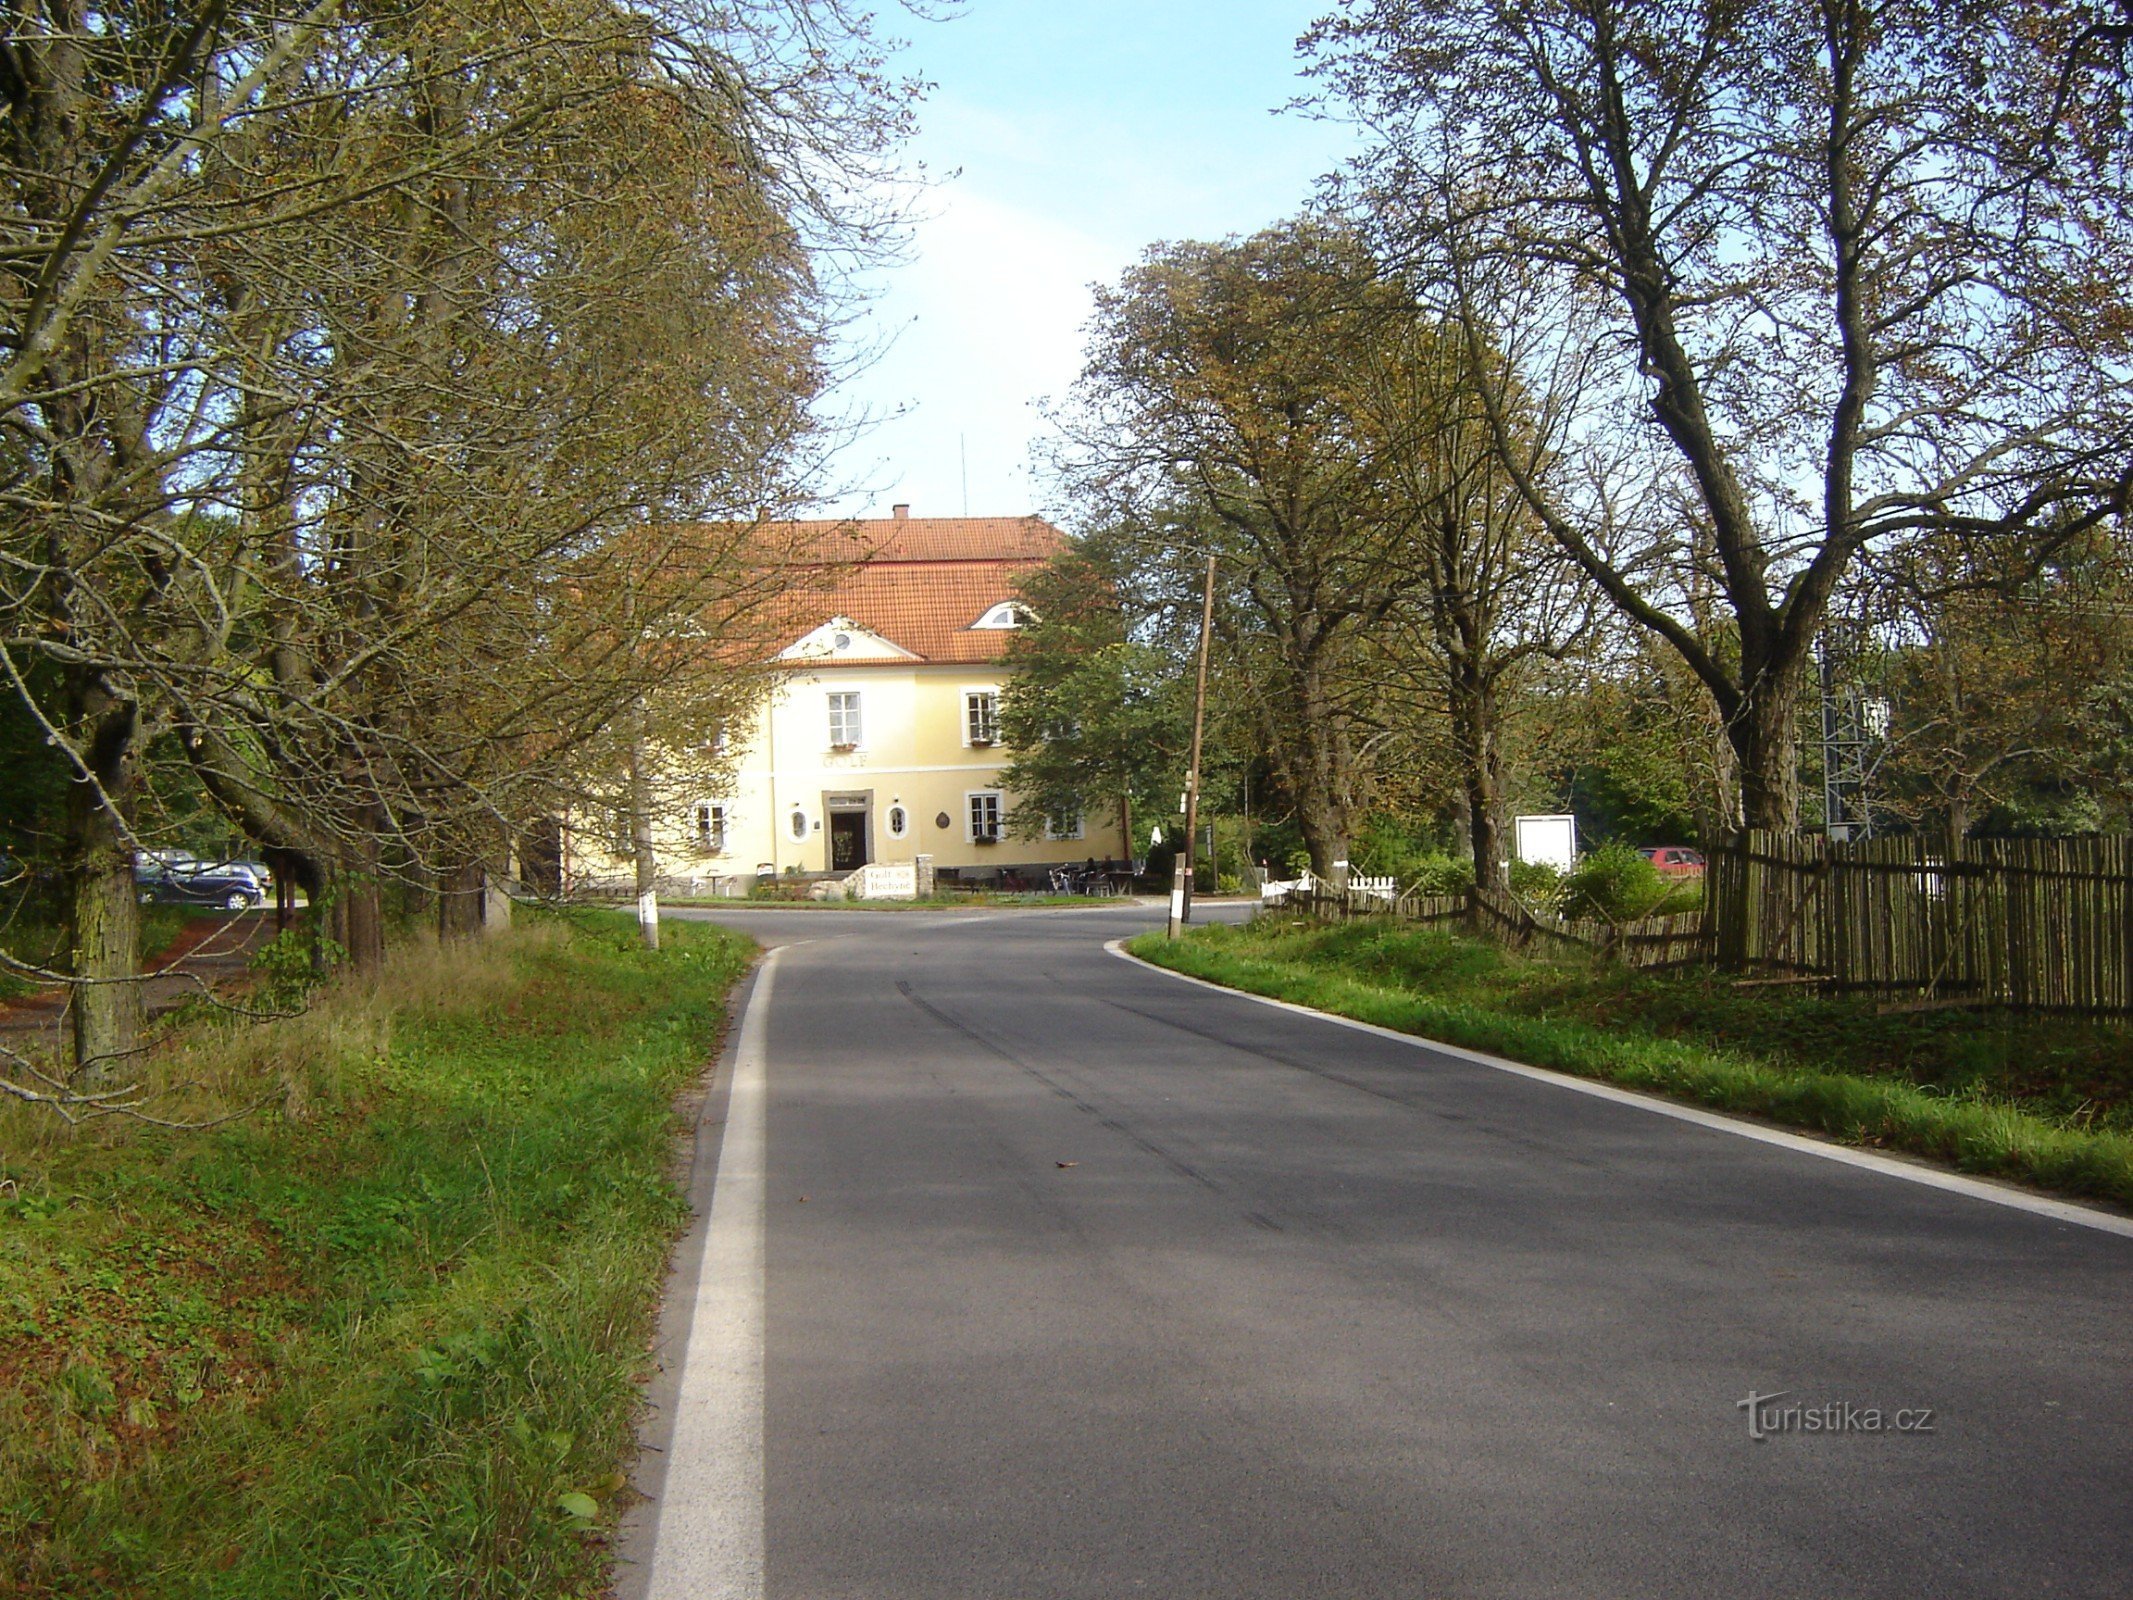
[622,903,2133,1600]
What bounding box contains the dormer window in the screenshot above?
[971,602,1027,630]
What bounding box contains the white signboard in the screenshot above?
[1513,814,1578,872]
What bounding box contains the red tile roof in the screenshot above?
[756,512,1065,664]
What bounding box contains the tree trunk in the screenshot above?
[63,697,143,1091]
[334,824,387,972]
[1449,663,1507,894]
[1290,658,1354,878]
[1730,680,1801,832]
[482,832,514,934]
[1706,704,1744,838]
[438,857,486,940]
[628,729,659,950]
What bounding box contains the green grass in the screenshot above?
[1128,917,2133,1212]
[0,913,755,1599]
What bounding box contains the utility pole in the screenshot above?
[1170,553,1217,939]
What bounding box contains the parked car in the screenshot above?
[1637,845,1706,877]
[198,858,273,892]
[135,858,264,911]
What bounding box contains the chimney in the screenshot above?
[891,503,910,520]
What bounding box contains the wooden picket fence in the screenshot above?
[1709,831,2133,1014]
[1265,831,2133,1014]
[1268,880,1705,971]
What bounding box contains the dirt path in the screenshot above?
[0,913,276,1045]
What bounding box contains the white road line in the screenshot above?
[645,948,778,1600]
[1107,938,2133,1242]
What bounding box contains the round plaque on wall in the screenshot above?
[934,811,952,830]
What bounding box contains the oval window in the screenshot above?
[789,809,807,841]
[887,805,908,838]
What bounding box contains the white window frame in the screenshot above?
[966,790,1003,844]
[827,690,862,749]
[789,807,809,842]
[695,801,729,855]
[964,688,1000,747]
[971,601,1025,630]
[886,804,909,839]
[1044,808,1084,842]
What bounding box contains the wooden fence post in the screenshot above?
[1713,830,1751,970]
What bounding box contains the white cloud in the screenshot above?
[812,8,1362,522]
[825,184,1124,519]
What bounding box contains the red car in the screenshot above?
[1638,846,1705,877]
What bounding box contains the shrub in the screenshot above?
[1507,856,1564,910]
[247,926,339,1012]
[1403,852,1476,897]
[1561,842,1668,922]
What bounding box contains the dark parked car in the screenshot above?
[200,858,274,892]
[135,858,265,911]
[1637,845,1706,877]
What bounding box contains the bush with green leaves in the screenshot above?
[1560,843,1669,923]
[1353,814,1479,891]
[1507,857,1564,911]
[247,926,341,1012]
[1401,852,1476,897]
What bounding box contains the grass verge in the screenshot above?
[1127,917,2133,1212]
[0,913,754,1599]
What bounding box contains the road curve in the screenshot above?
[621,903,2133,1600]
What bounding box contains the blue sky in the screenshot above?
[819,1,1357,520]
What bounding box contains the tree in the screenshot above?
[1863,526,2133,835]
[1049,219,1437,876]
[996,532,1191,858]
[1312,0,2133,830]
[1345,314,1589,890]
[0,1,917,1096]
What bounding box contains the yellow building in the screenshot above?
[566,507,1127,895]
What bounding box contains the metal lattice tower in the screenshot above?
[1818,625,1885,842]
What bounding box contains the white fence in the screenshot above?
[1266,870,1397,904]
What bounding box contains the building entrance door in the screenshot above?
[826,796,871,871]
